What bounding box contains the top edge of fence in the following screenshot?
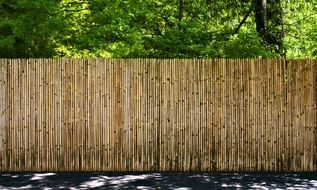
[0,58,316,62]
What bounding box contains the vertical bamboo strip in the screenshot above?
[0,59,6,171]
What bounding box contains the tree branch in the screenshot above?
[285,13,317,26]
[233,5,253,34]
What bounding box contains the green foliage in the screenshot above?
[0,0,66,58]
[209,31,277,58]
[0,0,316,58]
[283,0,317,58]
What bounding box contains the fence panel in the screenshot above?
[0,59,316,172]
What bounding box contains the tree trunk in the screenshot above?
[253,0,267,36]
[253,0,284,56]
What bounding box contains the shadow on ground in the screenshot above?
[0,172,316,189]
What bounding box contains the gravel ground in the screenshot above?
[0,172,316,189]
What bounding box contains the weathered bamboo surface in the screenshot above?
[0,59,316,172]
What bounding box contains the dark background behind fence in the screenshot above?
[0,59,316,172]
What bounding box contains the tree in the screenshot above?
[0,0,66,58]
[253,0,284,56]
[0,0,316,59]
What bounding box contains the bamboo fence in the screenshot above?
[0,59,316,172]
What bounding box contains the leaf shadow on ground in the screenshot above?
[0,172,316,189]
